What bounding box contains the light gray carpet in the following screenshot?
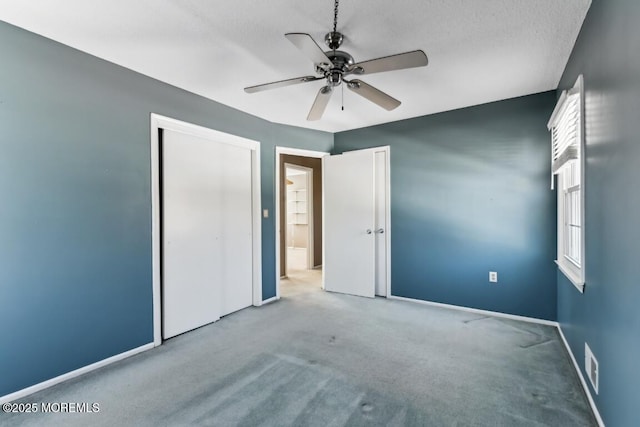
[1,270,596,426]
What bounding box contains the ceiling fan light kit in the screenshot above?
[244,0,428,121]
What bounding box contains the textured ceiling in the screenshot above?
[0,0,591,133]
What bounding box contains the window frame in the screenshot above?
[551,75,585,293]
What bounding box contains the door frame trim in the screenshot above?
[275,147,329,300]
[150,114,262,347]
[377,146,392,298]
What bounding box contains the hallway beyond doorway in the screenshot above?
[283,246,322,297]
[286,247,307,272]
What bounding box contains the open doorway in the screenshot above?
[276,148,328,299]
[284,164,313,273]
[275,146,391,302]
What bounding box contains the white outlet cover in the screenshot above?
[489,271,498,282]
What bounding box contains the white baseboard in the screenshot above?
[387,295,559,327]
[260,296,280,306]
[0,343,154,404]
[557,326,605,427]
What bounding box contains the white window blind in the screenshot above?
[551,94,579,170]
[547,77,582,189]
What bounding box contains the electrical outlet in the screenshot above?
[489,271,498,282]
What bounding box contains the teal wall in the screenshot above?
[556,0,640,425]
[334,93,558,320]
[0,21,331,396]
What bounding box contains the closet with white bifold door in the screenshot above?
[161,126,255,340]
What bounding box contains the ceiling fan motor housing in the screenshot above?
[322,49,354,87]
[326,50,354,69]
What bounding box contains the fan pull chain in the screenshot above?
[341,83,344,111]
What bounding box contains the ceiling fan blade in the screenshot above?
[244,76,322,93]
[285,33,332,69]
[307,86,333,121]
[348,50,428,75]
[346,79,401,111]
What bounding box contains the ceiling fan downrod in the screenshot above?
[325,0,343,50]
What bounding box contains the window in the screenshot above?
[548,75,585,292]
[562,162,581,265]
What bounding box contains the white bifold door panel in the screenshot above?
[324,149,377,298]
[218,143,254,316]
[162,129,253,339]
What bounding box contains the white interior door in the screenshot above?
[162,129,223,339]
[324,150,376,298]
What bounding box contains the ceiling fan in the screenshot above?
[244,0,428,121]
